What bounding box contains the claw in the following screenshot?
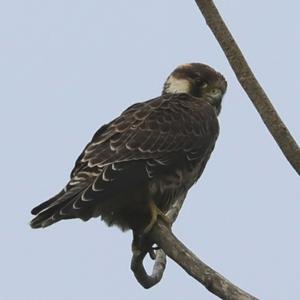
[148,248,156,260]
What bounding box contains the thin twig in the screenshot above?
[195,0,300,175]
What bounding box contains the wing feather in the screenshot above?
[72,94,219,174]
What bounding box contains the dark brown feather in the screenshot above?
[30,93,219,230]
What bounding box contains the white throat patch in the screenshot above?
[164,75,191,94]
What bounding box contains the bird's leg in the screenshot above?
[132,231,142,255]
[132,200,171,259]
[143,199,171,234]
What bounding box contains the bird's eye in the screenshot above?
[211,88,221,95]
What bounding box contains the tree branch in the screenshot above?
[195,0,300,175]
[131,194,258,299]
[131,1,298,298]
[149,221,258,300]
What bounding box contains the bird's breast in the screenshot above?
[149,159,205,212]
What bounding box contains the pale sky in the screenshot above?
[1,1,299,299]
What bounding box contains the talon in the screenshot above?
[149,248,156,260]
[143,200,171,234]
[148,244,161,260]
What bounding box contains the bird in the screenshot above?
[30,63,227,250]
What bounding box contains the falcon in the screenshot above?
[30,63,227,245]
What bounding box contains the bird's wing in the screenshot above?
[30,94,219,228]
[72,93,219,175]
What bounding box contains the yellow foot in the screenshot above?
[143,200,171,234]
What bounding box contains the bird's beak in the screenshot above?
[207,88,222,101]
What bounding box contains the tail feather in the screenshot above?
[30,186,87,229]
[31,190,65,215]
[30,202,70,228]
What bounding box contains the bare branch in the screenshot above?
[149,221,258,300]
[195,0,300,175]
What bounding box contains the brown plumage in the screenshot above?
[30,63,227,235]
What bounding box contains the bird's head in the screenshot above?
[162,63,227,115]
